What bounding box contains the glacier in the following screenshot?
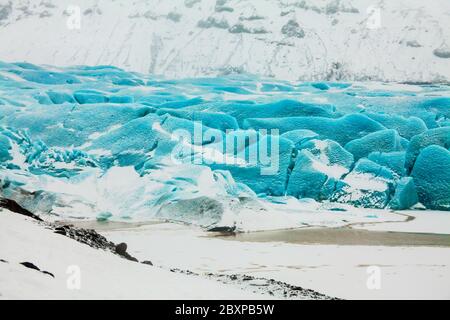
[0,61,449,229]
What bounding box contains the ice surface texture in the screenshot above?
[0,62,449,227]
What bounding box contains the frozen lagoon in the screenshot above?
[99,209,450,300]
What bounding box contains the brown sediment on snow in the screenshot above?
[213,227,450,247]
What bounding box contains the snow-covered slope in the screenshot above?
[0,209,265,299]
[0,0,449,82]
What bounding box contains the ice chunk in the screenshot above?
[0,134,12,162]
[280,129,319,148]
[155,196,224,226]
[331,159,395,208]
[311,82,329,90]
[4,104,152,147]
[285,139,352,200]
[368,151,406,178]
[211,135,296,196]
[405,127,450,173]
[187,99,336,126]
[108,95,134,104]
[410,145,450,210]
[156,109,239,131]
[112,78,145,86]
[10,69,80,85]
[344,129,406,161]
[0,127,97,177]
[46,91,76,104]
[389,177,418,210]
[365,113,428,140]
[244,114,385,145]
[300,139,354,170]
[159,115,225,146]
[287,150,336,200]
[74,90,108,104]
[157,97,204,109]
[87,114,162,166]
[35,94,52,105]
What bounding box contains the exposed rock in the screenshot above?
[53,225,116,251]
[166,12,181,23]
[171,268,340,300]
[433,44,450,59]
[53,225,140,261]
[197,17,229,29]
[215,0,234,13]
[0,2,12,23]
[39,10,51,18]
[42,270,55,278]
[281,19,305,38]
[20,262,54,278]
[115,242,138,262]
[20,262,40,271]
[185,0,201,8]
[229,23,268,34]
[207,225,236,233]
[115,242,127,255]
[0,198,43,221]
[406,40,422,48]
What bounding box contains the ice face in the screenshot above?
[0,61,449,229]
[410,146,450,211]
[344,129,406,161]
[389,177,419,210]
[405,127,450,174]
[243,114,386,145]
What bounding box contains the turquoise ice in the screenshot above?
[0,61,449,225]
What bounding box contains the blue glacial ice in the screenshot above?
[410,145,450,210]
[389,177,419,210]
[344,129,407,161]
[0,61,449,228]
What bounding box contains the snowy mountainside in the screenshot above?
[0,0,449,82]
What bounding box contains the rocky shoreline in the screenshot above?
[170,269,338,300]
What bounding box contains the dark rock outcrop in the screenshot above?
[115,242,138,262]
[20,261,54,278]
[0,198,43,221]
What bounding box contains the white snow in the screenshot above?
[342,172,389,192]
[354,210,450,235]
[2,205,449,299]
[0,209,265,299]
[103,219,450,300]
[0,0,448,82]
